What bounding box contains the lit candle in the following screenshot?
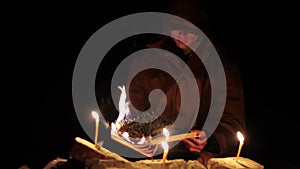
[236,131,244,162]
[92,111,100,147]
[161,128,170,169]
[161,141,169,169]
[163,128,170,141]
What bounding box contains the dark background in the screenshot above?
[5,1,299,169]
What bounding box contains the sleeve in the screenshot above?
[212,60,246,156]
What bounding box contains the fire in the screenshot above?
[163,128,170,140]
[92,111,99,121]
[111,85,130,133]
[116,85,130,124]
[237,131,244,143]
[137,136,146,144]
[236,131,245,161]
[111,122,117,135]
[110,85,148,145]
[161,141,169,151]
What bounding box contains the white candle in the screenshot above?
[161,141,169,169]
[161,128,170,169]
[92,111,100,147]
[236,131,244,162]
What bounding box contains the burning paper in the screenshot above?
[110,85,200,157]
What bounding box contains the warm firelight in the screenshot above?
[92,111,100,147]
[236,131,244,161]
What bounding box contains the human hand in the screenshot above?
[182,130,207,154]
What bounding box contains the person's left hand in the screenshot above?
[182,130,207,154]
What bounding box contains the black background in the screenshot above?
[5,1,299,169]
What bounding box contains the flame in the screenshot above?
[163,128,170,140]
[122,132,129,138]
[111,85,148,145]
[122,132,134,143]
[92,111,99,121]
[137,136,146,144]
[161,141,169,151]
[116,85,130,124]
[111,122,117,134]
[237,131,244,143]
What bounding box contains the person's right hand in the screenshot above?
[182,130,207,154]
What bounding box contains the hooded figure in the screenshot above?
[127,0,246,165]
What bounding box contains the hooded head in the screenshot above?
[159,0,210,51]
[147,0,212,61]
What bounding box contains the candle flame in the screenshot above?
[92,111,99,121]
[237,131,244,143]
[163,128,170,140]
[161,141,169,151]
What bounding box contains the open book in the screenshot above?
[111,131,200,157]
